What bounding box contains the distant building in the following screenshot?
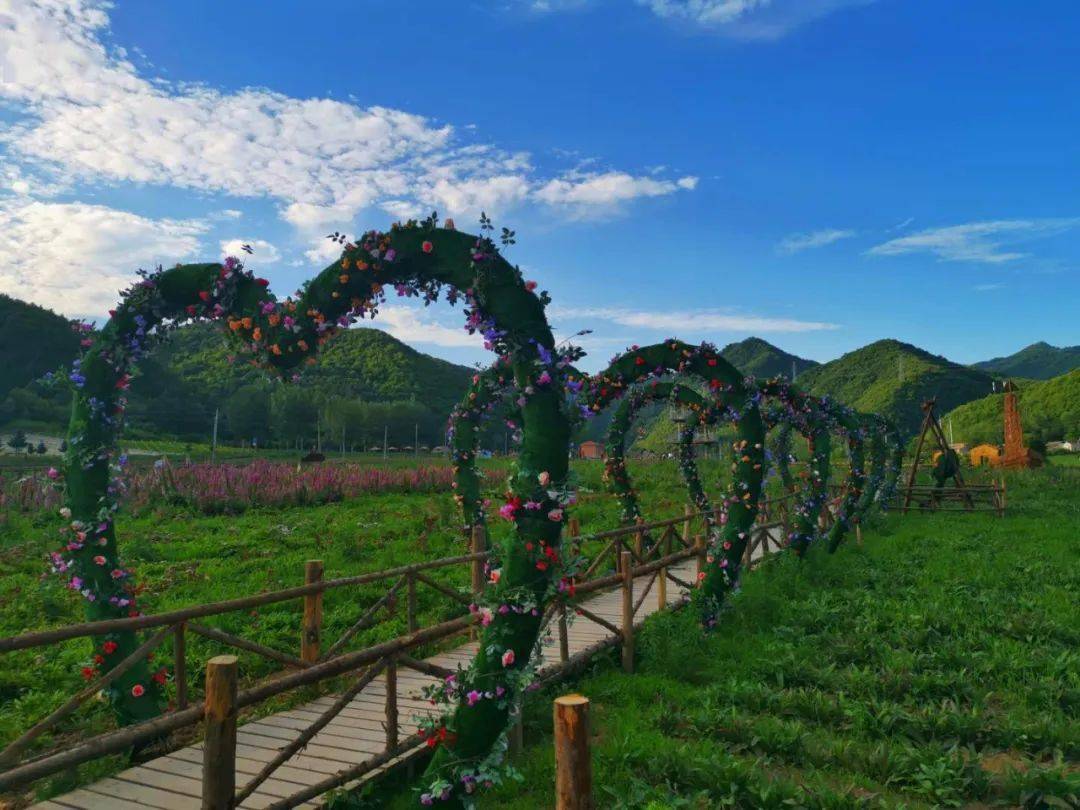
[1046,441,1076,453]
[578,440,603,460]
[969,444,1001,467]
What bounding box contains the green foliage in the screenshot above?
[0,295,81,400]
[946,369,1080,446]
[720,336,819,380]
[470,467,1080,809]
[797,339,997,436]
[6,428,28,453]
[974,341,1080,380]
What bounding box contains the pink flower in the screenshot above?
[547,508,564,522]
[501,649,515,667]
[93,555,106,566]
[422,241,434,254]
[538,471,550,487]
[525,280,537,291]
[488,569,501,584]
[47,467,59,480]
[466,690,481,706]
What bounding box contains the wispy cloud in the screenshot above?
[371,306,484,349]
[868,218,1080,264]
[0,0,695,237]
[551,305,838,333]
[973,282,1005,292]
[0,200,206,317]
[219,238,281,264]
[777,228,855,255]
[637,0,874,40]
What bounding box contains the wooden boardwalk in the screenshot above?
[32,531,779,809]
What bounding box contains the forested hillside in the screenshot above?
[796,339,996,436]
[0,295,81,399]
[945,369,1080,446]
[973,341,1080,380]
[720,336,818,380]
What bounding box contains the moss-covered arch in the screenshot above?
[586,340,764,624]
[755,377,833,557]
[57,218,574,805]
[602,379,720,537]
[815,397,867,552]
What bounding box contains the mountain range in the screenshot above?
[2,294,1078,445]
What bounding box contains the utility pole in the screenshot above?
[316,418,322,453]
[383,425,388,461]
[341,426,346,455]
[414,423,419,459]
[792,360,797,381]
[948,417,954,445]
[504,431,509,456]
[211,408,219,464]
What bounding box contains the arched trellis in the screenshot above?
[55,218,578,805]
[755,377,834,557]
[602,379,720,538]
[586,340,764,625]
[818,398,868,552]
[879,420,904,507]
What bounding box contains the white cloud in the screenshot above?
[219,238,280,264]
[535,171,697,216]
[304,237,346,265]
[0,0,695,229]
[551,305,838,333]
[973,282,1005,292]
[0,200,206,317]
[777,228,855,254]
[868,218,1080,264]
[637,0,873,39]
[370,305,485,349]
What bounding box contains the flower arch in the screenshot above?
[56,218,581,804]
[602,380,719,536]
[586,340,764,624]
[755,377,834,556]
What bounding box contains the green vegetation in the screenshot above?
[0,295,80,401]
[946,369,1080,446]
[720,337,818,380]
[974,341,1080,380]
[797,339,997,436]
[431,466,1077,810]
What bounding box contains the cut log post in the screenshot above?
[406,572,418,633]
[634,517,644,560]
[385,655,398,750]
[855,521,863,547]
[554,694,592,810]
[175,621,188,710]
[694,534,706,577]
[202,655,238,810]
[471,525,486,596]
[682,505,692,549]
[657,530,669,609]
[620,551,633,674]
[558,601,570,663]
[301,560,323,665]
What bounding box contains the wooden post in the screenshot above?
[202,655,237,810]
[301,560,323,665]
[406,572,418,633]
[385,656,398,750]
[554,695,592,810]
[855,520,863,547]
[174,621,188,710]
[682,504,692,548]
[510,714,524,756]
[620,551,633,674]
[470,525,486,596]
[693,534,706,577]
[613,538,624,575]
[634,517,644,560]
[558,601,570,663]
[568,515,581,548]
[657,531,669,609]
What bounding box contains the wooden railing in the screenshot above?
[0,495,797,808]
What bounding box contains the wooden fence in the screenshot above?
[0,495,797,808]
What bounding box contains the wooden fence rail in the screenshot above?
[1,495,799,808]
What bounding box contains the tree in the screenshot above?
[36,440,48,454]
[224,384,272,445]
[6,428,28,454]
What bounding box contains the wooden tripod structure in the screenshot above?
[902,398,973,511]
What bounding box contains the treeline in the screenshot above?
[946,369,1080,446]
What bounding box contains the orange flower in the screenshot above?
[298,340,308,351]
[252,328,262,341]
[267,313,280,326]
[356,261,369,271]
[271,344,282,355]
[339,274,349,284]
[241,317,253,330]
[341,257,351,270]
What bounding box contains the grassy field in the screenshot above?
[378,465,1079,808]
[1,456,1076,806]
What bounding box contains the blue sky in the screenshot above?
[1,0,1077,372]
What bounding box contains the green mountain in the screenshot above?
[0,295,81,399]
[720,337,819,380]
[796,339,997,436]
[945,369,1080,446]
[973,341,1080,380]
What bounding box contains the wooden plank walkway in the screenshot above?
[34,531,779,809]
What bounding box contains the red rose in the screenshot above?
[131,684,145,697]
[198,291,211,302]
[102,641,118,655]
[256,278,270,286]
[81,666,96,681]
[422,241,434,254]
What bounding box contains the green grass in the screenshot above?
[403,466,1076,809]
[3,460,1076,806]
